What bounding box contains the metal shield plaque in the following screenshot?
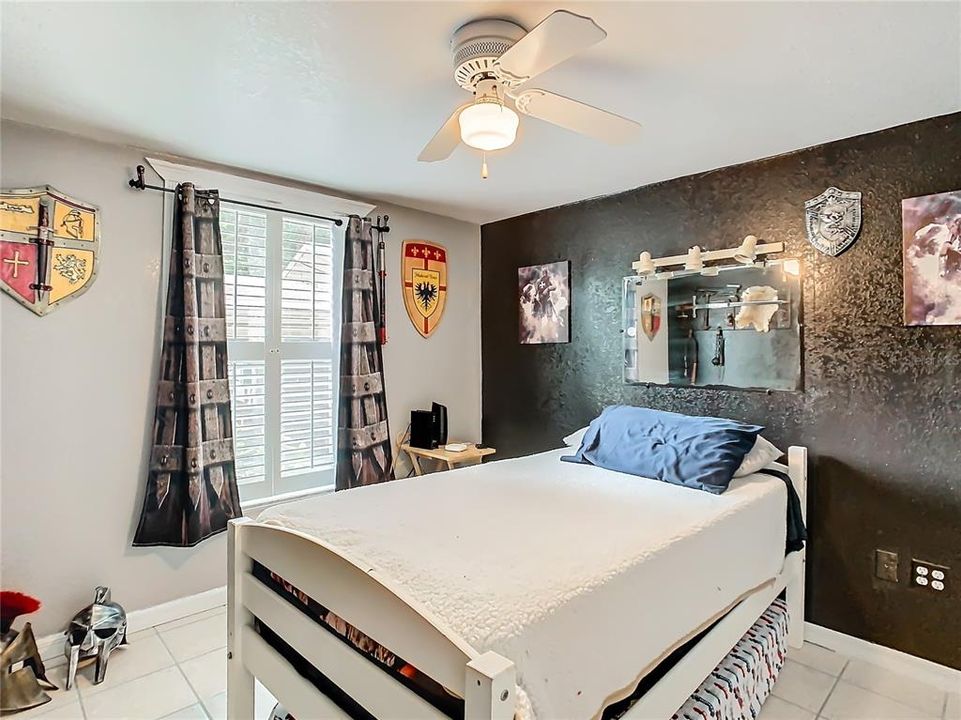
[0,186,100,316]
[640,292,662,340]
[402,240,447,337]
[804,186,862,256]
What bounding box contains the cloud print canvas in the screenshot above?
[903,189,961,326]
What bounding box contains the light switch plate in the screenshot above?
[875,549,899,583]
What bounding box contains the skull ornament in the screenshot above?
[63,587,127,689]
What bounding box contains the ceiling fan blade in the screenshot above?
[511,89,640,144]
[418,104,469,162]
[494,10,606,86]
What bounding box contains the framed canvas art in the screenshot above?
[518,260,570,344]
[902,189,961,326]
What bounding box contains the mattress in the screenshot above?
[258,448,788,720]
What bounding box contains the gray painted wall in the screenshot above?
[0,121,481,635]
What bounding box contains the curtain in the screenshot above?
[336,216,394,490]
[133,184,242,547]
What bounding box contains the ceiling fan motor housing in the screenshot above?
[450,18,526,91]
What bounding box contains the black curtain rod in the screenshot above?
[129,165,344,226]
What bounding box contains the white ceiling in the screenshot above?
[2,2,959,224]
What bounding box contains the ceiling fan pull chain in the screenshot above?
[482,152,489,180]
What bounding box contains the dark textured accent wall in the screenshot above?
[481,112,961,669]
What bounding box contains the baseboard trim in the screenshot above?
[30,593,960,691]
[37,585,226,667]
[805,622,961,692]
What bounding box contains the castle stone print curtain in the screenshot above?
[134,184,242,547]
[336,217,393,490]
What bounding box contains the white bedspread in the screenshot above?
[258,449,788,720]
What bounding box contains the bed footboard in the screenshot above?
[228,444,808,719]
[226,518,517,720]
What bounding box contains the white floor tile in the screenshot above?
[9,700,85,719]
[821,680,939,719]
[945,693,961,720]
[157,614,226,663]
[201,681,275,720]
[757,695,817,720]
[255,681,277,719]
[153,607,226,635]
[179,648,226,701]
[159,704,208,720]
[199,692,225,720]
[72,631,175,696]
[788,642,849,677]
[841,658,946,716]
[771,659,837,713]
[82,666,197,720]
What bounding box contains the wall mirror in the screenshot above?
[623,263,802,391]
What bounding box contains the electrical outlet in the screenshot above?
[912,559,950,592]
[875,549,899,583]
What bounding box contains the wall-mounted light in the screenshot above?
[631,237,785,277]
[734,235,758,264]
[782,258,801,277]
[636,251,654,276]
[685,246,703,271]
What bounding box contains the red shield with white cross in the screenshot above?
[0,187,100,316]
[401,240,447,338]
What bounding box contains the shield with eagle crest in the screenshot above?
[402,240,447,338]
[0,186,100,316]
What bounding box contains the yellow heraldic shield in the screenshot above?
[402,240,447,337]
[0,186,100,316]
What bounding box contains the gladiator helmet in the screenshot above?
[63,587,127,689]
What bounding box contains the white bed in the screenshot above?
[227,446,807,720]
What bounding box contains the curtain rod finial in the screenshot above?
[129,165,147,190]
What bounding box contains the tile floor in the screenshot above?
[6,606,959,720]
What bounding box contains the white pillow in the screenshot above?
[734,435,783,477]
[562,426,589,447]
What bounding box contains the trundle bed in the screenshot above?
[227,445,807,720]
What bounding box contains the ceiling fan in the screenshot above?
[418,10,641,176]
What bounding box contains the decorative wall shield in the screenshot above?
[804,186,862,256]
[0,186,100,316]
[402,240,447,337]
[640,292,662,340]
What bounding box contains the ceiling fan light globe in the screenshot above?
[458,103,519,151]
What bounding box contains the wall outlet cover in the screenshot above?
[912,559,950,592]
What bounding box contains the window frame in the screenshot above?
[146,158,374,510]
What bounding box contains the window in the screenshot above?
[222,205,338,503]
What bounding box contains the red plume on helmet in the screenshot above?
[0,591,42,634]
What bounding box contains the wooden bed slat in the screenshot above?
[242,626,353,720]
[242,572,451,720]
[240,522,474,694]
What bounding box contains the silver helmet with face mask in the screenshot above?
[63,587,127,689]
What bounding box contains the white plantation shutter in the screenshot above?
[221,208,267,342]
[280,359,336,474]
[282,218,334,342]
[227,361,267,488]
[223,204,339,503]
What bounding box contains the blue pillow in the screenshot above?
[561,405,762,494]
